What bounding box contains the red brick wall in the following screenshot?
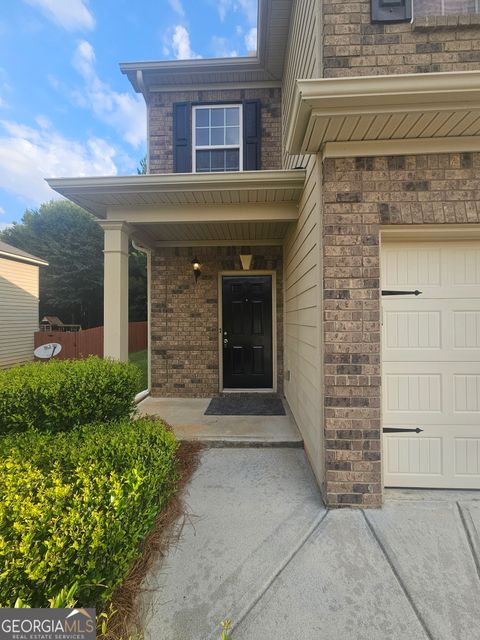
[322,151,480,507]
[150,246,283,397]
[148,88,282,174]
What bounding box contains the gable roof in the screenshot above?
[120,0,292,95]
[0,240,48,266]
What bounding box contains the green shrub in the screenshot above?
[0,357,140,434]
[0,418,178,607]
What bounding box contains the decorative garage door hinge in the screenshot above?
[381,290,422,296]
[383,427,424,434]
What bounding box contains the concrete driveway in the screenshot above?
[140,449,480,640]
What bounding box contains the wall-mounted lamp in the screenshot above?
[240,254,253,270]
[192,257,201,282]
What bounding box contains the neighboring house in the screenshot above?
[39,316,81,332]
[0,240,48,368]
[49,0,480,507]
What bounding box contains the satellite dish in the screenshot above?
[34,343,62,359]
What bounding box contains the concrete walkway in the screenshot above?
[139,449,480,640]
[138,396,302,446]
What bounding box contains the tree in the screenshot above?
[137,155,147,174]
[1,200,147,328]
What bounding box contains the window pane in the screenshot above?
[211,109,225,127]
[196,128,209,146]
[415,0,478,15]
[196,150,210,172]
[211,127,225,146]
[226,149,240,171]
[226,107,240,126]
[211,149,226,171]
[226,126,240,145]
[196,109,209,127]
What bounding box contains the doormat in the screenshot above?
[205,395,286,416]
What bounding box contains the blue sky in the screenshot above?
[0,0,258,227]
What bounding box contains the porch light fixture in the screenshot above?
[240,254,253,270]
[192,257,201,282]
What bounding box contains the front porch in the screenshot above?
[138,395,303,446]
[47,170,305,394]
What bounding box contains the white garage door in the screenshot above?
[382,240,480,488]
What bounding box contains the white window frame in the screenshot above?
[192,104,243,173]
[414,0,480,16]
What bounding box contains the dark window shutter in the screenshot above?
[173,102,192,173]
[243,100,261,171]
[371,0,412,22]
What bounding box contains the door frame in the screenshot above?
[218,270,277,393]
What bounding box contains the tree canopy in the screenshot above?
[1,200,146,328]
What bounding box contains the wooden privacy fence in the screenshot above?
[34,321,147,360]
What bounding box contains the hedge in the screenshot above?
[0,418,178,607]
[0,357,140,434]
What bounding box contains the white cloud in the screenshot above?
[245,26,257,52]
[0,119,118,205]
[170,25,201,60]
[239,0,257,24]
[216,0,257,24]
[211,37,238,58]
[72,41,146,148]
[0,222,12,231]
[23,0,95,31]
[168,0,185,17]
[0,206,5,215]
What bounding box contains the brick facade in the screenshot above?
[150,246,283,397]
[323,0,480,78]
[322,152,480,507]
[148,88,282,174]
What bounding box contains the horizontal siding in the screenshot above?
[282,0,324,489]
[0,258,39,368]
[282,0,318,169]
[283,155,324,487]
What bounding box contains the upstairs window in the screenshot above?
[193,105,243,172]
[173,100,260,174]
[415,0,480,15]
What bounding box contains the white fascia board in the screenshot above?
[286,70,480,155]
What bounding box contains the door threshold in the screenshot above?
[222,388,275,394]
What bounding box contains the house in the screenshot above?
[48,0,480,507]
[39,316,81,332]
[0,240,48,368]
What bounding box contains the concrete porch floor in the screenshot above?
[137,396,303,446]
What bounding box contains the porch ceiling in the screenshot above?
[286,71,480,156]
[134,220,292,244]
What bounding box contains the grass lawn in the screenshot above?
[129,349,148,393]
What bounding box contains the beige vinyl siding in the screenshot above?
[282,0,324,488]
[282,0,320,169]
[0,257,39,368]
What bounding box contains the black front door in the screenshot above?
[222,276,273,389]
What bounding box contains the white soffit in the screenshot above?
[286,71,480,156]
[46,170,305,220]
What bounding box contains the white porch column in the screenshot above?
[100,221,130,361]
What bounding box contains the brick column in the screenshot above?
[323,159,382,508]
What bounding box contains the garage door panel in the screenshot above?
[382,240,480,489]
[382,246,441,288]
[385,429,480,488]
[384,304,480,361]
